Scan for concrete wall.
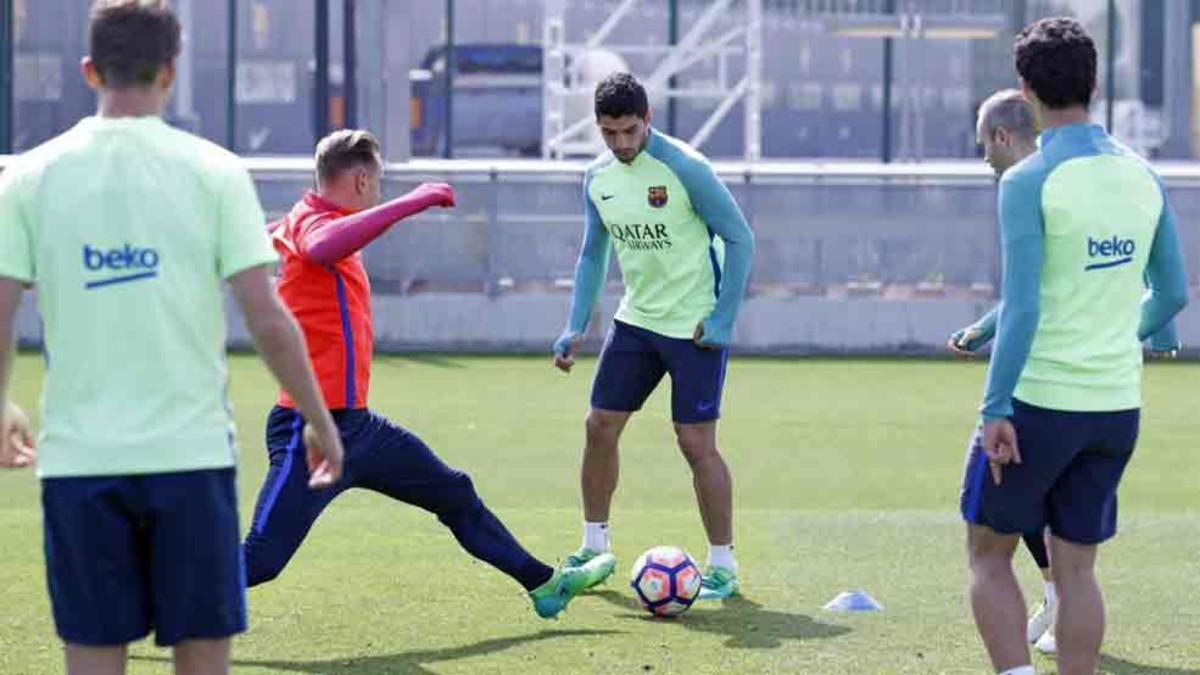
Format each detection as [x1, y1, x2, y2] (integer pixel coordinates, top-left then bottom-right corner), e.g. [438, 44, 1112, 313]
[10, 293, 980, 354]
[11, 158, 1200, 356]
[20, 290, 1200, 356]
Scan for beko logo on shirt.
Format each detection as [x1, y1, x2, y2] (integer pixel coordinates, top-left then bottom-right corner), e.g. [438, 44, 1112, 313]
[82, 244, 161, 289]
[1085, 236, 1135, 271]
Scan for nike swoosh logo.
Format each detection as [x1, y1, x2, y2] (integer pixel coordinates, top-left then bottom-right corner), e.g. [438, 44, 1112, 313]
[601, 194, 615, 201]
[698, 402, 716, 412]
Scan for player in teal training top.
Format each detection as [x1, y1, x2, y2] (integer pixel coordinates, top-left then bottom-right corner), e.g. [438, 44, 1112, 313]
[950, 88, 1180, 658]
[953, 87, 1062, 655]
[553, 72, 755, 599]
[961, 18, 1188, 675]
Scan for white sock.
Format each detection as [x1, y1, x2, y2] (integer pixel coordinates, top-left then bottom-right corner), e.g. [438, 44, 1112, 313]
[1043, 580, 1057, 607]
[707, 544, 736, 570]
[998, 666, 1035, 675]
[582, 521, 610, 552]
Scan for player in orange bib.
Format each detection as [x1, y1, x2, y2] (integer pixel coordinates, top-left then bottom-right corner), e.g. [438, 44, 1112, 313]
[243, 129, 615, 619]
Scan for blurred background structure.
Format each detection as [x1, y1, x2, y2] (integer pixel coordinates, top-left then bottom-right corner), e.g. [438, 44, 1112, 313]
[3, 0, 1200, 353]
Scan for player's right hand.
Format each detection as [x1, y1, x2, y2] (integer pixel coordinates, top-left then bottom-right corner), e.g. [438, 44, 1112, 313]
[414, 182, 457, 209]
[947, 326, 982, 357]
[981, 418, 1021, 486]
[303, 418, 345, 489]
[553, 330, 582, 373]
[0, 401, 36, 469]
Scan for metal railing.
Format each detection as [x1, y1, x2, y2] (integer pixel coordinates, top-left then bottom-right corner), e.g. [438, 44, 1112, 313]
[243, 158, 1200, 299]
[5, 156, 1200, 300]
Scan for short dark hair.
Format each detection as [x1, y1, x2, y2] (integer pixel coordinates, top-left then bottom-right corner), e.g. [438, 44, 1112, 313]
[315, 129, 382, 183]
[979, 89, 1038, 142]
[1014, 17, 1096, 109]
[594, 72, 649, 119]
[89, 0, 182, 89]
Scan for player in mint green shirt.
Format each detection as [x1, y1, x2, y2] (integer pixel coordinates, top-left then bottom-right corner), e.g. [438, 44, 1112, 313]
[0, 3, 341, 673]
[960, 19, 1188, 675]
[949, 88, 1182, 657]
[553, 73, 755, 600]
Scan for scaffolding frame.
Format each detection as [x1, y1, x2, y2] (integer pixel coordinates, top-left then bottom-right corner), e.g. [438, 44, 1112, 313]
[542, 0, 763, 160]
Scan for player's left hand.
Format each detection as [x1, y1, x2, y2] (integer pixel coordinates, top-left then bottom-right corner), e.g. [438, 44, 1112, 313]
[981, 418, 1020, 486]
[693, 320, 728, 350]
[0, 401, 37, 469]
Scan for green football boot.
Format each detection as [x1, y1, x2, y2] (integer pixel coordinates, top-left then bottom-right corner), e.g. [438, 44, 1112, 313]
[697, 565, 740, 601]
[529, 552, 617, 618]
[563, 547, 617, 589]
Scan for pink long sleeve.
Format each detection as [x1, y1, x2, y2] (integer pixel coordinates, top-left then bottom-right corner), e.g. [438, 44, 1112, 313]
[297, 183, 455, 265]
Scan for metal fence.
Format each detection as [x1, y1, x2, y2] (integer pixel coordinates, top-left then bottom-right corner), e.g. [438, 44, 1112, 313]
[5, 0, 1187, 161]
[226, 158, 1200, 353]
[236, 157, 1200, 300]
[7, 156, 1200, 352]
[247, 158, 1006, 298]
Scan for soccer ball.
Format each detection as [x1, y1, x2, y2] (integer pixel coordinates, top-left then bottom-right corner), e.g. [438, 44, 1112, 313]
[630, 546, 702, 617]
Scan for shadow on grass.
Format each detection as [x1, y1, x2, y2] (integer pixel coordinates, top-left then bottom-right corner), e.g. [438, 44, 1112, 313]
[1098, 654, 1200, 675]
[132, 628, 620, 675]
[376, 354, 468, 370]
[592, 589, 852, 649]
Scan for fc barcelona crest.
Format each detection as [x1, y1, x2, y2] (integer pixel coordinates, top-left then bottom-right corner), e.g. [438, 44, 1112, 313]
[648, 186, 669, 208]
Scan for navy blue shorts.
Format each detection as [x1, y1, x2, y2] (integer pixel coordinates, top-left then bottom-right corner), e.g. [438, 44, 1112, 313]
[41, 468, 245, 647]
[591, 320, 729, 424]
[243, 406, 480, 587]
[960, 399, 1139, 545]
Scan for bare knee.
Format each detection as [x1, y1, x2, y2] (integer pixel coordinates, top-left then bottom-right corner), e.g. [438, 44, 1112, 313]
[585, 410, 627, 448]
[1049, 535, 1097, 583]
[969, 552, 1013, 582]
[967, 525, 1018, 575]
[674, 423, 718, 467]
[173, 638, 231, 675]
[65, 644, 127, 675]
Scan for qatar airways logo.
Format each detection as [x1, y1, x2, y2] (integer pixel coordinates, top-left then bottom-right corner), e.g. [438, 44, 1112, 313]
[1085, 236, 1135, 272]
[82, 244, 161, 289]
[610, 223, 673, 251]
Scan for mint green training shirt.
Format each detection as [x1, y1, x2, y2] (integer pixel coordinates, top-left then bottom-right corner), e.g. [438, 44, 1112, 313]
[0, 116, 277, 477]
[563, 129, 755, 345]
[981, 124, 1189, 419]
